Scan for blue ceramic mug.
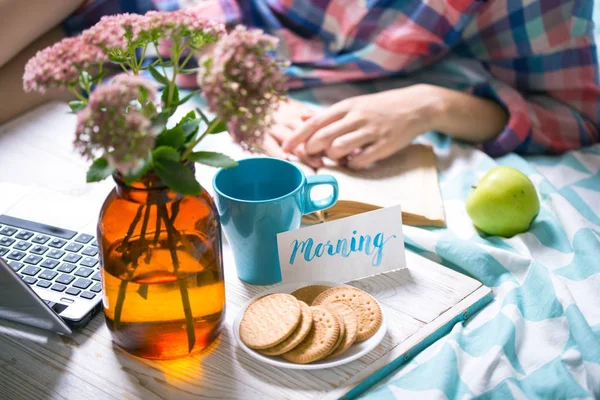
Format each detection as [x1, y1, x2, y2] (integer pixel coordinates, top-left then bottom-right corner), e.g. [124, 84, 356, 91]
[213, 157, 339, 285]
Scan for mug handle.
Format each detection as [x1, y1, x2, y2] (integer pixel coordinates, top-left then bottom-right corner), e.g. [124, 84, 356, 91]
[303, 175, 339, 214]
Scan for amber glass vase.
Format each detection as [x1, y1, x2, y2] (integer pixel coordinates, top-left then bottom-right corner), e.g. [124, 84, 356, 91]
[97, 169, 226, 359]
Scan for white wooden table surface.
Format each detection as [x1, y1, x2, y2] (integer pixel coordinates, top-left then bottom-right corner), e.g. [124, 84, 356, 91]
[0, 101, 489, 400]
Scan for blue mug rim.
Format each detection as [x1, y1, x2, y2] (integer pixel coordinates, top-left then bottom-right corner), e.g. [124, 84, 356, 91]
[212, 156, 307, 204]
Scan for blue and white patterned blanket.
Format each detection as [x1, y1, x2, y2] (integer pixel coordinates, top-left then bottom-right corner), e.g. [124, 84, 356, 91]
[359, 138, 600, 399]
[283, 10, 600, 398]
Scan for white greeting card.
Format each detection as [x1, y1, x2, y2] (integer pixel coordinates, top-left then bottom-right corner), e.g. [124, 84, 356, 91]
[276, 205, 407, 283]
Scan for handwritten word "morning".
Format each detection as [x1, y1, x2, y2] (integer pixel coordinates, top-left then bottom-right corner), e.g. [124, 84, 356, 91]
[289, 230, 397, 267]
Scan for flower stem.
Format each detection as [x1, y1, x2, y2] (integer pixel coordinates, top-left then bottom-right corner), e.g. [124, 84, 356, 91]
[152, 41, 167, 76]
[146, 205, 161, 264]
[117, 205, 144, 255]
[196, 108, 210, 126]
[181, 118, 220, 160]
[68, 86, 87, 102]
[128, 45, 139, 74]
[169, 199, 181, 225]
[112, 204, 144, 330]
[131, 205, 152, 268]
[158, 203, 195, 353]
[166, 40, 181, 108]
[137, 44, 148, 71]
[179, 50, 195, 71]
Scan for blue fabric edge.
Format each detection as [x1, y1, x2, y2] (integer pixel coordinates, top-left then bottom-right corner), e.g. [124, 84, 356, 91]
[340, 290, 495, 400]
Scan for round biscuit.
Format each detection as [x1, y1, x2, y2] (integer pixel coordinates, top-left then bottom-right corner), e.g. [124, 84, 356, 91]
[239, 293, 301, 350]
[322, 310, 345, 359]
[324, 303, 358, 358]
[282, 306, 340, 364]
[291, 285, 332, 305]
[260, 301, 313, 356]
[313, 286, 382, 342]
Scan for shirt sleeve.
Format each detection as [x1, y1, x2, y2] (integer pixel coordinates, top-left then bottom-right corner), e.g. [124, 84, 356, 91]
[152, 0, 240, 24]
[456, 0, 600, 156]
[156, 0, 600, 157]
[62, 0, 157, 36]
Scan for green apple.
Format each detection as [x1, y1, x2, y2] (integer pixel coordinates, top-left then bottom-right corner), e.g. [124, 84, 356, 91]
[466, 166, 540, 237]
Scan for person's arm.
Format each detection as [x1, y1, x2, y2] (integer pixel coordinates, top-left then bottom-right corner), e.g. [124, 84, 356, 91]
[0, 0, 84, 124]
[452, 0, 599, 156]
[0, 26, 73, 125]
[428, 86, 508, 144]
[279, 83, 509, 169]
[0, 0, 84, 67]
[284, 0, 599, 166]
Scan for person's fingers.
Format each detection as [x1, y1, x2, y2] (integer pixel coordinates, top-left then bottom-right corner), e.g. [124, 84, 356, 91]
[294, 144, 324, 169]
[326, 129, 377, 161]
[347, 139, 399, 169]
[280, 117, 304, 131]
[274, 103, 315, 130]
[269, 123, 294, 143]
[261, 133, 289, 159]
[282, 104, 348, 152]
[284, 105, 315, 131]
[268, 124, 324, 170]
[298, 105, 315, 122]
[304, 116, 367, 155]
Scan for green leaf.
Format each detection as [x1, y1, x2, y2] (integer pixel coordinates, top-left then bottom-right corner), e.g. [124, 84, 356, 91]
[79, 71, 91, 91]
[86, 158, 114, 183]
[148, 65, 170, 86]
[207, 119, 227, 134]
[182, 119, 202, 139]
[180, 68, 199, 74]
[152, 146, 180, 162]
[139, 86, 148, 104]
[140, 59, 160, 70]
[93, 69, 108, 83]
[123, 157, 152, 185]
[154, 159, 202, 195]
[195, 108, 210, 125]
[108, 55, 128, 63]
[176, 90, 200, 106]
[168, 110, 200, 143]
[187, 151, 237, 168]
[155, 126, 186, 149]
[68, 101, 86, 113]
[156, 107, 175, 122]
[161, 84, 179, 107]
[172, 85, 179, 104]
[177, 110, 196, 125]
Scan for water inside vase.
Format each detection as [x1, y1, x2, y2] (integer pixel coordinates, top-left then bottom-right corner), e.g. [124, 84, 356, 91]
[101, 232, 225, 359]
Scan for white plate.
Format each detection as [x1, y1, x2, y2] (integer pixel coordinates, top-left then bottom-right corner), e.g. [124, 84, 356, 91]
[232, 281, 387, 370]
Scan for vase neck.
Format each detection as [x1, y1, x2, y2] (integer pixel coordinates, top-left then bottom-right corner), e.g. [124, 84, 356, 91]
[112, 163, 197, 204]
[113, 172, 180, 204]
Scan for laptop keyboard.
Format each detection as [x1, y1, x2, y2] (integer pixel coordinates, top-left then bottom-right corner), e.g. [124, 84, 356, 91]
[0, 215, 101, 301]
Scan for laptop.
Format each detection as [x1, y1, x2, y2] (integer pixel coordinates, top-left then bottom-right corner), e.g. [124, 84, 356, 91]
[0, 214, 103, 335]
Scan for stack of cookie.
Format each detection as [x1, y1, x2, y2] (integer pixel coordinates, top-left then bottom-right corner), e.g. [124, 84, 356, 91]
[238, 285, 382, 364]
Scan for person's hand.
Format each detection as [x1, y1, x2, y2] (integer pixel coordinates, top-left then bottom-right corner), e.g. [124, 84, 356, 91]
[261, 98, 324, 168]
[282, 84, 442, 169]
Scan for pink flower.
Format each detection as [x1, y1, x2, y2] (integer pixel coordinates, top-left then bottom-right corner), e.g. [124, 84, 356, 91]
[197, 26, 288, 151]
[22, 36, 106, 93]
[74, 74, 158, 175]
[80, 10, 224, 66]
[81, 13, 150, 53]
[111, 73, 157, 105]
[144, 9, 225, 45]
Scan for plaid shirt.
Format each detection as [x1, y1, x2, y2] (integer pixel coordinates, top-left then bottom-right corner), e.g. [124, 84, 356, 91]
[65, 0, 600, 157]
